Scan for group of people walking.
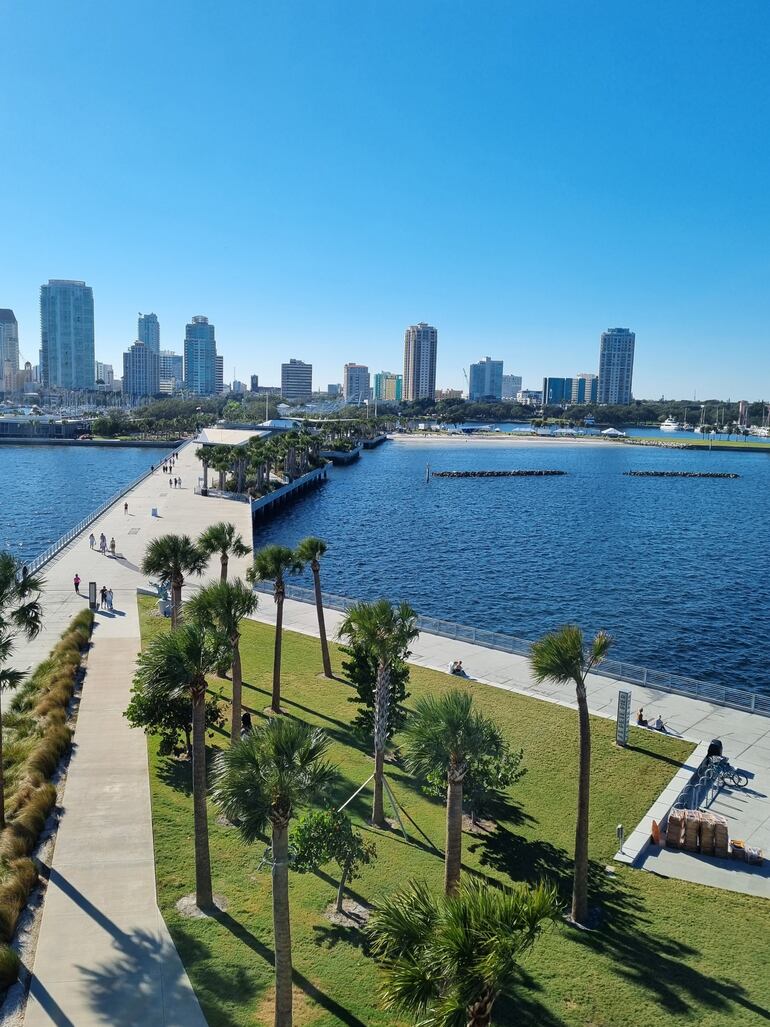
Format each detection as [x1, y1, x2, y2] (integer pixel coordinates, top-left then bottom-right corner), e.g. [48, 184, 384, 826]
[161, 454, 182, 488]
[88, 531, 117, 558]
[72, 575, 114, 612]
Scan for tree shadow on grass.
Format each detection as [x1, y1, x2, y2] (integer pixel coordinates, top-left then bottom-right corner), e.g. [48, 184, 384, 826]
[624, 742, 692, 769]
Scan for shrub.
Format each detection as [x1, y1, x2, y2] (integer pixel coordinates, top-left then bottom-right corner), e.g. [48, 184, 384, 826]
[0, 944, 20, 990]
[0, 858, 38, 941]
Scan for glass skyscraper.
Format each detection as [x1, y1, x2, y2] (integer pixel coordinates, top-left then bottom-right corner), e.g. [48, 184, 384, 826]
[40, 280, 95, 390]
[183, 315, 218, 395]
[137, 313, 160, 354]
[598, 328, 635, 405]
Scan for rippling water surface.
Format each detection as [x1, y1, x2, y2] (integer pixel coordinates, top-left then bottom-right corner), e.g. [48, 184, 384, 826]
[0, 444, 171, 563]
[255, 439, 770, 692]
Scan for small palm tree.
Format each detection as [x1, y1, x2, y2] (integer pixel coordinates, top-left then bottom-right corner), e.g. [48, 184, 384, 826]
[211, 719, 336, 1027]
[134, 622, 220, 908]
[367, 876, 560, 1027]
[0, 554, 44, 828]
[247, 545, 300, 714]
[186, 579, 258, 741]
[197, 521, 251, 583]
[530, 624, 612, 925]
[337, 599, 418, 828]
[294, 537, 332, 678]
[403, 690, 503, 895]
[142, 534, 207, 628]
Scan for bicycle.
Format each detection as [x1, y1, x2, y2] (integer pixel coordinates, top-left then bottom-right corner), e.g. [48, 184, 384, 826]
[709, 757, 748, 789]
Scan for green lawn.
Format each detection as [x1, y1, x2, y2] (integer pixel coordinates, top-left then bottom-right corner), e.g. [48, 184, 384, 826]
[137, 599, 770, 1026]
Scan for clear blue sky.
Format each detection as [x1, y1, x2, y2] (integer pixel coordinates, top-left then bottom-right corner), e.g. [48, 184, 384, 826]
[2, 1, 769, 399]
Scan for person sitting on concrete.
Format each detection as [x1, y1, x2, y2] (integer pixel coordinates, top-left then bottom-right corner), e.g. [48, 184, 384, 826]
[653, 714, 667, 732]
[636, 707, 648, 727]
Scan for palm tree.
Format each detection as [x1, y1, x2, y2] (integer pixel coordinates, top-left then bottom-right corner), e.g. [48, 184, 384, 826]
[0, 554, 44, 828]
[403, 689, 502, 895]
[247, 545, 300, 714]
[211, 719, 336, 1027]
[185, 579, 258, 741]
[294, 537, 332, 678]
[134, 621, 220, 908]
[337, 599, 418, 828]
[367, 876, 560, 1027]
[530, 624, 612, 925]
[142, 534, 207, 628]
[197, 521, 251, 582]
[194, 446, 210, 492]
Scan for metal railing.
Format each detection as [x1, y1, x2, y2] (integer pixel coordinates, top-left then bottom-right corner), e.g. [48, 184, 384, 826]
[24, 458, 171, 576]
[251, 582, 770, 717]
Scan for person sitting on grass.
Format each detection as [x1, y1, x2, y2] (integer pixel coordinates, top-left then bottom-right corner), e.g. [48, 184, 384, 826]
[636, 707, 648, 727]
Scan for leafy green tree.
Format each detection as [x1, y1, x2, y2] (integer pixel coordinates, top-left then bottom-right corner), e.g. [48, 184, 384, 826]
[211, 719, 336, 1027]
[337, 599, 418, 828]
[247, 545, 301, 714]
[339, 641, 411, 738]
[133, 622, 220, 908]
[530, 624, 612, 926]
[185, 579, 258, 741]
[403, 690, 507, 894]
[141, 534, 207, 628]
[0, 554, 44, 828]
[197, 521, 251, 583]
[124, 677, 225, 756]
[366, 876, 560, 1027]
[422, 737, 525, 827]
[294, 537, 332, 677]
[292, 808, 376, 913]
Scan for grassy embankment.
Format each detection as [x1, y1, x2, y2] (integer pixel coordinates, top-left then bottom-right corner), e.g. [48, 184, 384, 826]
[139, 598, 770, 1027]
[0, 610, 94, 992]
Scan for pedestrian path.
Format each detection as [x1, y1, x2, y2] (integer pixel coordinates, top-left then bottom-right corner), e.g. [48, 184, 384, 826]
[21, 442, 253, 1026]
[249, 595, 770, 898]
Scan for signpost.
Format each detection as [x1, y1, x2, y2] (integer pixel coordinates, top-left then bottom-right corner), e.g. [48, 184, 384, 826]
[616, 688, 632, 746]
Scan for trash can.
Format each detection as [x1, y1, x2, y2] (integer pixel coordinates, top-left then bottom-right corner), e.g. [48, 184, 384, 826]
[707, 739, 723, 759]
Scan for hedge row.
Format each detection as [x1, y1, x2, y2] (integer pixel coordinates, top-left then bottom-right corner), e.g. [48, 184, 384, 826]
[0, 609, 94, 991]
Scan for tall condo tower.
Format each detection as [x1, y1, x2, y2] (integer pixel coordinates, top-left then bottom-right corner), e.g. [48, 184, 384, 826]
[40, 280, 95, 389]
[598, 328, 635, 405]
[281, 359, 313, 401]
[0, 310, 19, 393]
[183, 315, 218, 395]
[123, 341, 160, 398]
[343, 363, 370, 403]
[137, 312, 160, 354]
[403, 322, 437, 401]
[469, 357, 503, 401]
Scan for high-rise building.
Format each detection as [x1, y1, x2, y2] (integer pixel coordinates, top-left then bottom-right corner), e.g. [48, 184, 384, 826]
[137, 313, 160, 354]
[373, 371, 403, 403]
[123, 340, 160, 398]
[542, 377, 573, 406]
[327, 383, 342, 396]
[250, 374, 259, 392]
[40, 280, 95, 390]
[95, 362, 115, 389]
[159, 350, 184, 394]
[343, 363, 370, 403]
[215, 355, 224, 394]
[403, 322, 437, 401]
[469, 357, 503, 401]
[281, 359, 312, 401]
[183, 315, 218, 395]
[501, 373, 522, 400]
[571, 372, 599, 404]
[0, 310, 19, 392]
[598, 328, 635, 405]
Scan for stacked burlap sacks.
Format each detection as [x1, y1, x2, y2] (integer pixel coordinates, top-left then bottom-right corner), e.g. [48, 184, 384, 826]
[683, 810, 701, 852]
[665, 809, 728, 856]
[666, 809, 684, 848]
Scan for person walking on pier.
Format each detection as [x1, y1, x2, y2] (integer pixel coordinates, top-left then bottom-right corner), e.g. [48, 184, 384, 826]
[99, 533, 107, 556]
[89, 532, 95, 549]
[110, 537, 116, 558]
[124, 501, 129, 515]
[106, 587, 114, 612]
[100, 585, 107, 609]
[73, 573, 81, 595]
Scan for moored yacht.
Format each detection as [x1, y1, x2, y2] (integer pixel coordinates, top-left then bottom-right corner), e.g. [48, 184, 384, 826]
[659, 416, 681, 431]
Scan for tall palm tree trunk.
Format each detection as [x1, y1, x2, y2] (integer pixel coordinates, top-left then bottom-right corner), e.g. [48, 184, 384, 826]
[272, 591, 284, 714]
[467, 987, 496, 1026]
[191, 686, 213, 909]
[220, 553, 228, 583]
[230, 637, 242, 742]
[572, 684, 591, 924]
[445, 771, 464, 895]
[372, 661, 390, 828]
[202, 460, 209, 491]
[311, 563, 332, 677]
[271, 819, 293, 1027]
[171, 575, 183, 629]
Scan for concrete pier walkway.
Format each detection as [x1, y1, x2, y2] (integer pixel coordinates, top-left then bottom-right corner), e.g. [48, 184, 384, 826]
[20, 442, 253, 1026]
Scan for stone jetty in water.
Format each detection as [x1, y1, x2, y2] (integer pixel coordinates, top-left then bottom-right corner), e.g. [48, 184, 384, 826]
[624, 470, 739, 479]
[432, 469, 567, 478]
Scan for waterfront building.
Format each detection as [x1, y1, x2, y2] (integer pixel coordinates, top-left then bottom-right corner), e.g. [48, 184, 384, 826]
[542, 377, 573, 406]
[501, 373, 522, 400]
[123, 340, 160, 398]
[281, 358, 313, 401]
[137, 312, 160, 354]
[183, 315, 218, 395]
[343, 363, 371, 403]
[40, 280, 95, 390]
[469, 357, 503, 401]
[517, 389, 542, 406]
[159, 350, 183, 394]
[216, 355, 224, 394]
[598, 327, 635, 405]
[0, 310, 19, 393]
[571, 372, 599, 404]
[403, 322, 437, 401]
[327, 383, 341, 396]
[374, 371, 402, 403]
[94, 361, 115, 389]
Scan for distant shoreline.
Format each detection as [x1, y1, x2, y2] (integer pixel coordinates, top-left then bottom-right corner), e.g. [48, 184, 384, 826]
[388, 432, 611, 446]
[0, 437, 178, 448]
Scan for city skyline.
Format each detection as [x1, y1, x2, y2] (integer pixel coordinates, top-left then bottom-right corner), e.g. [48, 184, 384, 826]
[2, 4, 768, 399]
